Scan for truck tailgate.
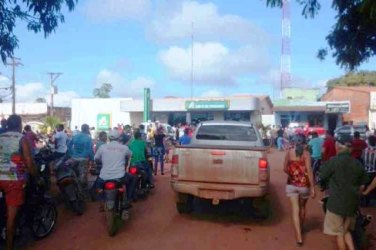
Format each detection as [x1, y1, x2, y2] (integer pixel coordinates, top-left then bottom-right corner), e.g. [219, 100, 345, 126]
[177, 148, 262, 185]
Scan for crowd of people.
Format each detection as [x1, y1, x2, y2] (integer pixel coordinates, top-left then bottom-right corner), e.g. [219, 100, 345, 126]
[283, 129, 376, 249]
[0, 115, 196, 249]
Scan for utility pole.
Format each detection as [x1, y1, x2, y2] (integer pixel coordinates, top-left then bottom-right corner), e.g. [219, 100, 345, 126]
[47, 72, 62, 116]
[6, 57, 23, 114]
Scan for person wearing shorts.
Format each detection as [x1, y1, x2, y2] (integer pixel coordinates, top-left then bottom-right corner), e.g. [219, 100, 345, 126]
[320, 140, 368, 250]
[0, 115, 36, 250]
[283, 134, 315, 247]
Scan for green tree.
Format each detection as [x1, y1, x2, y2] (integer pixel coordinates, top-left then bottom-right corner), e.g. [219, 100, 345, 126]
[0, 0, 78, 63]
[266, 0, 376, 71]
[39, 116, 61, 134]
[35, 97, 47, 103]
[326, 70, 376, 88]
[93, 83, 112, 98]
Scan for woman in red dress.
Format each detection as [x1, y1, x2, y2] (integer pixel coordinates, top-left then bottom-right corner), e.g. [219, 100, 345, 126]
[283, 134, 315, 246]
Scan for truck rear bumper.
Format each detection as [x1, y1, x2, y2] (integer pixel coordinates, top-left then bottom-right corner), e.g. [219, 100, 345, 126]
[171, 180, 268, 200]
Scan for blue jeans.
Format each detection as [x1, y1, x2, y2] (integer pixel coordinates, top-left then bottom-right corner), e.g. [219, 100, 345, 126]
[153, 146, 165, 174]
[277, 137, 283, 150]
[94, 173, 136, 202]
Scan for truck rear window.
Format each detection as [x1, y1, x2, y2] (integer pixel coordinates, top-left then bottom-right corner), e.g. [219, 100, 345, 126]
[196, 125, 258, 141]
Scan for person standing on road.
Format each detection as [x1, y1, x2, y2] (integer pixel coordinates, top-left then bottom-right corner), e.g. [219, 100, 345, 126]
[23, 125, 38, 156]
[277, 126, 285, 150]
[52, 124, 68, 159]
[361, 135, 376, 206]
[320, 139, 368, 250]
[351, 131, 367, 164]
[322, 130, 336, 162]
[0, 114, 37, 250]
[0, 118, 7, 134]
[283, 134, 315, 246]
[179, 128, 191, 145]
[307, 132, 323, 184]
[153, 126, 166, 175]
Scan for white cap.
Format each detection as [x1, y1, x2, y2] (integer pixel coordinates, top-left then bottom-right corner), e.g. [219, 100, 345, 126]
[108, 130, 120, 140]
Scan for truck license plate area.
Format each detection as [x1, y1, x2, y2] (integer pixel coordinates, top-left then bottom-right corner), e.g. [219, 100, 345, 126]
[212, 159, 223, 164]
[198, 189, 233, 199]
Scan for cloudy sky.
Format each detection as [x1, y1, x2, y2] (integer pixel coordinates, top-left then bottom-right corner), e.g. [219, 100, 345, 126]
[0, 0, 375, 107]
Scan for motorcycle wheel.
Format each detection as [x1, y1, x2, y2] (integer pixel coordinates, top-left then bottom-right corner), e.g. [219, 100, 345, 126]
[71, 200, 85, 216]
[30, 203, 58, 239]
[105, 208, 118, 236]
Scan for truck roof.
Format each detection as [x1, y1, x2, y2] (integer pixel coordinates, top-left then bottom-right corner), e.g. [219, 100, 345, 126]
[199, 121, 254, 127]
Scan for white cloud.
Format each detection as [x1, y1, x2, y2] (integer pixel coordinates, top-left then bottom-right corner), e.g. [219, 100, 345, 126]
[159, 42, 270, 85]
[150, 1, 269, 43]
[95, 69, 155, 98]
[84, 0, 152, 22]
[200, 89, 223, 98]
[14, 82, 79, 107]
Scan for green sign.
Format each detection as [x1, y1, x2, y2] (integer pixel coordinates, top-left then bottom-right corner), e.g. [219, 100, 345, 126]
[97, 114, 111, 130]
[185, 100, 230, 110]
[143, 88, 151, 122]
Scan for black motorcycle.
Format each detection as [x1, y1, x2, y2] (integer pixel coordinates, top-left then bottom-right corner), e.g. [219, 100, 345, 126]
[33, 143, 55, 191]
[54, 156, 86, 215]
[0, 176, 57, 245]
[98, 179, 130, 236]
[129, 162, 152, 200]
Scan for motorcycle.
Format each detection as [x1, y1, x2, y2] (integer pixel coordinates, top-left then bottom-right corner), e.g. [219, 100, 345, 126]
[129, 162, 152, 200]
[321, 197, 372, 250]
[33, 142, 55, 191]
[54, 156, 86, 215]
[98, 179, 130, 236]
[0, 164, 57, 244]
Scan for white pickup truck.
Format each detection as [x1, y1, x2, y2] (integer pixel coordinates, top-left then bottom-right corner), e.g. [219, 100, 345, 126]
[170, 121, 269, 214]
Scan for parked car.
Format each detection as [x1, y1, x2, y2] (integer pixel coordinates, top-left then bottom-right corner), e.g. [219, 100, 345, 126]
[334, 125, 368, 141]
[170, 121, 269, 218]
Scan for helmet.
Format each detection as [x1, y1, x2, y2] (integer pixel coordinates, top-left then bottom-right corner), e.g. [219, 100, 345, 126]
[108, 130, 120, 140]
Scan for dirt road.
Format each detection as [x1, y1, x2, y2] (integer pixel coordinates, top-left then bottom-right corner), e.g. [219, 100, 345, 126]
[26, 150, 376, 250]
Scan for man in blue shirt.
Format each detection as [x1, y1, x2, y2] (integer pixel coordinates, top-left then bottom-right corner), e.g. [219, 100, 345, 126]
[308, 132, 324, 184]
[68, 124, 94, 188]
[179, 128, 191, 145]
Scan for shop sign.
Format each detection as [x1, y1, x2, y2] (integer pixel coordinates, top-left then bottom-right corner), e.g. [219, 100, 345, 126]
[370, 92, 376, 110]
[97, 113, 111, 130]
[325, 102, 350, 114]
[185, 100, 229, 110]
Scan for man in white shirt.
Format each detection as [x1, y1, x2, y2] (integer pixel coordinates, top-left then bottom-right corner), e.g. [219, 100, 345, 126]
[94, 130, 136, 205]
[53, 124, 68, 158]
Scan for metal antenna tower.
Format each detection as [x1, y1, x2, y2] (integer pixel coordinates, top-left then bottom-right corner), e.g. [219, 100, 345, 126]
[281, 0, 291, 97]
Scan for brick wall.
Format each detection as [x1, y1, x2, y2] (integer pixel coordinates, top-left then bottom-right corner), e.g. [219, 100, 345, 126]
[321, 88, 370, 124]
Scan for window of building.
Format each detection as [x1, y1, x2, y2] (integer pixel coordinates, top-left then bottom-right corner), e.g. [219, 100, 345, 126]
[224, 111, 250, 121]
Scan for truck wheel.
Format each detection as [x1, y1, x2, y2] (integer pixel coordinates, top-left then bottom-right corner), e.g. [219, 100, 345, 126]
[176, 193, 193, 214]
[250, 197, 271, 221]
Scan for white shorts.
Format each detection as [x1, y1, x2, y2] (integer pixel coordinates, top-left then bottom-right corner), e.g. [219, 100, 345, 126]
[286, 185, 310, 199]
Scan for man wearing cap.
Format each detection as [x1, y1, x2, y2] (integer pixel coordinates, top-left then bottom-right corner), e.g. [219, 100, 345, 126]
[94, 129, 136, 206]
[320, 140, 368, 250]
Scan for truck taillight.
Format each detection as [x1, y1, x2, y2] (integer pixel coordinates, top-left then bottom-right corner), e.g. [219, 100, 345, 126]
[171, 155, 179, 178]
[258, 158, 269, 182]
[258, 158, 268, 169]
[171, 155, 179, 165]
